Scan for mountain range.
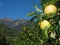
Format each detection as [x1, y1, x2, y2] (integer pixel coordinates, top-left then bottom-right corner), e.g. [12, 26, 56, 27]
[0, 18, 34, 32]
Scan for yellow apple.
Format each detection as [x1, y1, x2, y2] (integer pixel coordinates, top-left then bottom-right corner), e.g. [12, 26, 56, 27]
[40, 20, 51, 30]
[44, 5, 57, 18]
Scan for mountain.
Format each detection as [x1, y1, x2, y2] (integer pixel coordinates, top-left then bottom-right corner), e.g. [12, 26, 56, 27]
[0, 23, 15, 36]
[0, 18, 34, 31]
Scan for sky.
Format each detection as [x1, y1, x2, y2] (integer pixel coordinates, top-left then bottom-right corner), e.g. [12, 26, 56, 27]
[0, 0, 40, 20]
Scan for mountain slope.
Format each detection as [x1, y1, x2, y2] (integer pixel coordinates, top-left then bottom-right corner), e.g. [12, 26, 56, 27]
[0, 18, 34, 31]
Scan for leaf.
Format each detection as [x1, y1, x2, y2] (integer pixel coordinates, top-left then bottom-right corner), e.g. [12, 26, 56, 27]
[40, 39, 43, 45]
[30, 16, 37, 22]
[33, 3, 43, 12]
[50, 31, 56, 39]
[40, 0, 46, 3]
[50, 0, 59, 4]
[59, 21, 60, 26]
[27, 12, 36, 17]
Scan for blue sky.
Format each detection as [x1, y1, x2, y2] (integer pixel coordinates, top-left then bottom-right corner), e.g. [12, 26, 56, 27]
[0, 0, 40, 20]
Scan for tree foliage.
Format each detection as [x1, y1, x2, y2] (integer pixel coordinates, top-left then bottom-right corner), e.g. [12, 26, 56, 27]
[0, 0, 60, 45]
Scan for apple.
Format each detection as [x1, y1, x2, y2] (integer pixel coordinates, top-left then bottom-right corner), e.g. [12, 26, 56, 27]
[40, 20, 51, 30]
[44, 5, 57, 18]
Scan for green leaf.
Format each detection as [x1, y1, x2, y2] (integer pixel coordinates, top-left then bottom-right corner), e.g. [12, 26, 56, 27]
[44, 30, 48, 38]
[34, 4, 43, 12]
[30, 16, 37, 22]
[50, 31, 56, 39]
[40, 0, 46, 3]
[27, 12, 36, 17]
[40, 39, 43, 45]
[50, 0, 59, 4]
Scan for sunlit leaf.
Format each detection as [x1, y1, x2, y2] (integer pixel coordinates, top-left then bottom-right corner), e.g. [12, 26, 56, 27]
[27, 12, 36, 17]
[34, 4, 43, 12]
